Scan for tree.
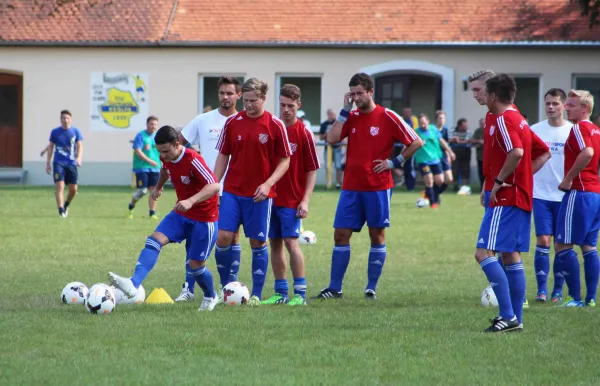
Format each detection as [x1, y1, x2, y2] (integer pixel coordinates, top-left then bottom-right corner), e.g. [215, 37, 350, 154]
[574, 0, 600, 28]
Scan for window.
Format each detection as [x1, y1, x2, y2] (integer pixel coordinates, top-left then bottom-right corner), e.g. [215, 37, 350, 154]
[276, 75, 322, 128]
[198, 75, 245, 114]
[573, 75, 600, 118]
[512, 76, 540, 124]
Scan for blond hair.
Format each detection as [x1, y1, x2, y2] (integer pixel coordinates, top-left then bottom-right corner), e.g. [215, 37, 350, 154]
[468, 69, 496, 83]
[568, 89, 595, 114]
[242, 78, 268, 98]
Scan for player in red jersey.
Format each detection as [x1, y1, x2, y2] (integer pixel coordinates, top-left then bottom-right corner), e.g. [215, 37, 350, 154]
[214, 78, 291, 305]
[474, 74, 551, 332]
[555, 90, 600, 307]
[260, 84, 319, 306]
[312, 73, 423, 300]
[109, 126, 221, 311]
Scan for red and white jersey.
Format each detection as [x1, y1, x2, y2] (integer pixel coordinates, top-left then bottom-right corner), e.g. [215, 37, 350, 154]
[274, 121, 320, 209]
[564, 120, 600, 193]
[340, 105, 419, 191]
[161, 148, 219, 222]
[487, 108, 549, 211]
[216, 110, 291, 198]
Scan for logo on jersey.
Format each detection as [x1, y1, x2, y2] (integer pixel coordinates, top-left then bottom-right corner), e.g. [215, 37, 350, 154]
[370, 126, 380, 136]
[519, 120, 527, 129]
[236, 116, 243, 120]
[181, 176, 190, 185]
[259, 133, 269, 144]
[351, 128, 356, 134]
[489, 125, 495, 135]
[238, 135, 242, 141]
[592, 129, 600, 136]
[289, 143, 298, 154]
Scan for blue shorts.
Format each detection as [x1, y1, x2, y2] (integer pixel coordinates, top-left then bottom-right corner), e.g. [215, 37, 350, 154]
[53, 163, 78, 185]
[417, 162, 443, 176]
[135, 171, 159, 189]
[220, 191, 272, 241]
[333, 189, 392, 231]
[440, 154, 451, 172]
[556, 190, 600, 246]
[476, 206, 531, 252]
[155, 211, 217, 262]
[533, 198, 561, 237]
[269, 206, 301, 239]
[483, 190, 491, 209]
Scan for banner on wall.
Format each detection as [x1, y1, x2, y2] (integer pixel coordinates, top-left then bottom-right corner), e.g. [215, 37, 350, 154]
[89, 72, 149, 131]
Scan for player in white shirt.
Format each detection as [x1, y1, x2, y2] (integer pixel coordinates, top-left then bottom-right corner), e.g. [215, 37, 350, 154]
[530, 88, 571, 304]
[176, 76, 242, 302]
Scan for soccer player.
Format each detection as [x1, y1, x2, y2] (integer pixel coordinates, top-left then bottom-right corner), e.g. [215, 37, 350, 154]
[475, 74, 550, 332]
[261, 84, 319, 306]
[128, 116, 161, 220]
[312, 73, 423, 300]
[414, 114, 455, 208]
[109, 125, 221, 311]
[214, 78, 291, 305]
[175, 76, 243, 302]
[435, 110, 454, 187]
[555, 90, 600, 308]
[530, 88, 572, 303]
[45, 110, 83, 218]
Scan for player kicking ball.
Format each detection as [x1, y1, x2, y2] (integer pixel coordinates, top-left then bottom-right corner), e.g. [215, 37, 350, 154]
[109, 126, 221, 311]
[261, 84, 319, 306]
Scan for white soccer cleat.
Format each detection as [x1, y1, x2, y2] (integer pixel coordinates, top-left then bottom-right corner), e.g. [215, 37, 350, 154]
[175, 282, 196, 302]
[247, 295, 261, 306]
[108, 272, 137, 298]
[216, 287, 224, 304]
[198, 296, 218, 311]
[64, 208, 69, 218]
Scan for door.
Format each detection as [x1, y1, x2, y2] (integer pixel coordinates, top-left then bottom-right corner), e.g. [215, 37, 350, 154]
[375, 75, 410, 113]
[0, 73, 23, 167]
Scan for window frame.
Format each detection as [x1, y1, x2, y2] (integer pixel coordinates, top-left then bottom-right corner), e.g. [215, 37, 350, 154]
[197, 73, 247, 114]
[275, 73, 324, 131]
[510, 74, 543, 124]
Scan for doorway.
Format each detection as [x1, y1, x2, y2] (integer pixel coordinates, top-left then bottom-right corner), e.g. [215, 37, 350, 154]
[0, 73, 23, 167]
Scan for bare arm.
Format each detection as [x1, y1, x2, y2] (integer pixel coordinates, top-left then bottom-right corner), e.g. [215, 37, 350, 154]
[155, 168, 170, 191]
[326, 120, 344, 145]
[187, 183, 221, 205]
[302, 170, 317, 204]
[532, 151, 552, 174]
[439, 138, 454, 155]
[76, 141, 83, 162]
[564, 148, 594, 183]
[214, 153, 229, 182]
[178, 132, 189, 146]
[134, 148, 155, 164]
[45, 143, 54, 174]
[400, 138, 424, 160]
[496, 148, 524, 181]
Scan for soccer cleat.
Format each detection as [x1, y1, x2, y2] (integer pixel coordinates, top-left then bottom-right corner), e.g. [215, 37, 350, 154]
[216, 287, 224, 304]
[551, 293, 563, 304]
[518, 323, 524, 332]
[430, 203, 439, 209]
[364, 289, 377, 300]
[127, 210, 134, 219]
[261, 293, 288, 305]
[535, 292, 547, 303]
[311, 288, 343, 300]
[64, 208, 69, 218]
[175, 282, 195, 302]
[523, 299, 530, 309]
[484, 316, 520, 333]
[198, 296, 218, 311]
[558, 297, 585, 307]
[287, 294, 307, 306]
[150, 214, 159, 220]
[60, 213, 67, 218]
[247, 295, 261, 306]
[587, 299, 596, 307]
[108, 272, 137, 298]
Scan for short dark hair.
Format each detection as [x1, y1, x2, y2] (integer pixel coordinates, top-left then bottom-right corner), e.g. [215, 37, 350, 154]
[544, 88, 567, 102]
[457, 118, 468, 127]
[349, 73, 374, 92]
[154, 125, 179, 145]
[218, 76, 242, 92]
[146, 115, 158, 124]
[486, 74, 517, 104]
[60, 110, 71, 117]
[280, 84, 301, 101]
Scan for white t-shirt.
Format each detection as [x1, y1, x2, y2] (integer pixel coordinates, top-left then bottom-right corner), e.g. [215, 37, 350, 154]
[530, 119, 572, 202]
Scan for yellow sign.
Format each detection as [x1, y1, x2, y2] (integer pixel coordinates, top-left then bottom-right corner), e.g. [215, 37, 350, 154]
[99, 88, 139, 129]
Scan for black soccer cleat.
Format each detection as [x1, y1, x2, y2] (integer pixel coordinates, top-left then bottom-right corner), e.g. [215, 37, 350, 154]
[364, 289, 377, 300]
[484, 316, 520, 333]
[311, 288, 343, 300]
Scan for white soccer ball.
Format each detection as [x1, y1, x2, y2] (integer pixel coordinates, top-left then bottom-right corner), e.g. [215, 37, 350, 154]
[222, 281, 250, 306]
[85, 284, 116, 315]
[299, 230, 317, 245]
[481, 286, 499, 307]
[416, 198, 430, 208]
[61, 282, 88, 305]
[113, 285, 146, 305]
[458, 185, 472, 196]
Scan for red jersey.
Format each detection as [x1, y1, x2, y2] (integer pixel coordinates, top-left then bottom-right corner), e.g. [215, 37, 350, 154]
[274, 121, 320, 208]
[487, 108, 549, 211]
[564, 120, 600, 193]
[162, 148, 219, 222]
[216, 110, 291, 198]
[340, 105, 419, 191]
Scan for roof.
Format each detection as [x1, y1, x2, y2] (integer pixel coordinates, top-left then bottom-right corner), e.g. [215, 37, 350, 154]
[1, 0, 599, 47]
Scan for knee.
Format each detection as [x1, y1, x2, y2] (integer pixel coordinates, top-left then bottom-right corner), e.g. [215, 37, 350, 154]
[133, 187, 148, 200]
[334, 229, 351, 245]
[284, 238, 299, 252]
[474, 249, 488, 263]
[69, 184, 78, 193]
[232, 231, 240, 245]
[217, 231, 233, 247]
[149, 232, 169, 246]
[368, 229, 385, 245]
[189, 259, 206, 269]
[249, 239, 266, 249]
[582, 245, 597, 254]
[536, 236, 551, 248]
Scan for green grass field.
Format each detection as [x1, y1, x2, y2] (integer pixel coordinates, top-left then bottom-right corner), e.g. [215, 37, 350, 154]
[1, 186, 599, 385]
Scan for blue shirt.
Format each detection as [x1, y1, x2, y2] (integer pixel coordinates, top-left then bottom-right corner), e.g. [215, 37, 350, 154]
[50, 127, 83, 165]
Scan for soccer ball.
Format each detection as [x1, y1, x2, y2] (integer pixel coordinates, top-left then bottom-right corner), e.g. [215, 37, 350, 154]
[299, 230, 317, 245]
[222, 282, 250, 306]
[85, 284, 116, 315]
[458, 185, 472, 196]
[416, 198, 430, 208]
[61, 282, 88, 305]
[113, 285, 146, 305]
[480, 286, 499, 307]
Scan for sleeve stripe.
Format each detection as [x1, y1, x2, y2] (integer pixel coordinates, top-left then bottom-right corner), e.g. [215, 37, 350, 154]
[497, 116, 513, 152]
[573, 124, 586, 150]
[384, 109, 419, 141]
[192, 158, 216, 184]
[272, 116, 291, 156]
[216, 116, 233, 151]
[303, 127, 320, 169]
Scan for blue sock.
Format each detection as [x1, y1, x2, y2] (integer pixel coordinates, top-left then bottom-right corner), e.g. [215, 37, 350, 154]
[293, 277, 307, 299]
[251, 246, 268, 299]
[534, 245, 550, 295]
[228, 244, 242, 282]
[583, 249, 600, 304]
[58, 207, 65, 215]
[128, 203, 135, 210]
[425, 186, 434, 203]
[480, 257, 514, 320]
[553, 252, 565, 296]
[329, 245, 351, 292]
[560, 249, 581, 301]
[131, 237, 162, 288]
[185, 260, 195, 294]
[188, 265, 216, 298]
[505, 262, 526, 324]
[274, 279, 289, 298]
[214, 245, 232, 288]
[367, 244, 386, 292]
